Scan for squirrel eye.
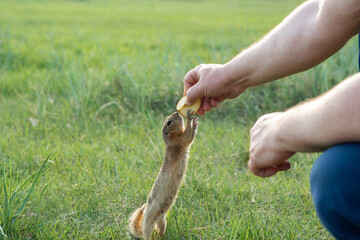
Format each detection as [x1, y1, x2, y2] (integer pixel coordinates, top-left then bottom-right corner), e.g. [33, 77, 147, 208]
[167, 121, 172, 126]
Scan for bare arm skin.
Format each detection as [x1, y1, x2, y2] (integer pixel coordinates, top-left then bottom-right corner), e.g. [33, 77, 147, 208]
[184, 0, 360, 114]
[248, 73, 360, 177]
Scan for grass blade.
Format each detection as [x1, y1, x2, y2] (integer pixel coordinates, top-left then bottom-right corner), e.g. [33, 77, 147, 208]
[0, 205, 4, 217]
[0, 225, 7, 238]
[21, 220, 53, 231]
[12, 153, 53, 223]
[3, 167, 8, 221]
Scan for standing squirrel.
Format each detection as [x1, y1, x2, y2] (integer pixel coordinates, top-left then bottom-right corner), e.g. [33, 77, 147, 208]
[129, 110, 199, 240]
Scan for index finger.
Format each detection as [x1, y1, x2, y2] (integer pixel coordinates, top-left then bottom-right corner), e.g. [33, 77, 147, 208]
[248, 158, 279, 178]
[183, 68, 200, 95]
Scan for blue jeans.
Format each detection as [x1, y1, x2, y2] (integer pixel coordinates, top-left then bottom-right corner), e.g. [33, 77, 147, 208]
[310, 143, 360, 239]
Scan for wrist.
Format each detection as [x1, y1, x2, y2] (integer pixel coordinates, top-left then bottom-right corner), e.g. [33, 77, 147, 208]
[276, 104, 325, 153]
[222, 60, 250, 94]
[274, 111, 297, 152]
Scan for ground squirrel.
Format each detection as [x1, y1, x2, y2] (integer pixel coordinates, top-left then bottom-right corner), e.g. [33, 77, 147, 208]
[129, 110, 199, 240]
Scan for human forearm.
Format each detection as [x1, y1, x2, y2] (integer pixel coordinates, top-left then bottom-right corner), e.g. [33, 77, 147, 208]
[248, 73, 360, 177]
[224, 0, 360, 88]
[277, 73, 360, 153]
[183, 0, 360, 114]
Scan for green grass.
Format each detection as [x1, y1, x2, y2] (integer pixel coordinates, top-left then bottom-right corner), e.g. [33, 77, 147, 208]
[1, 0, 357, 238]
[1, 154, 52, 238]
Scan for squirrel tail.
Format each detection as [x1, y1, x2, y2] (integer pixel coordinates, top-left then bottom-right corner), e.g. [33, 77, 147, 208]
[129, 204, 146, 237]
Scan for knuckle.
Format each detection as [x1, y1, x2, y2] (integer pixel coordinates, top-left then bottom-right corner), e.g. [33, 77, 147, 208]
[249, 145, 265, 163]
[197, 64, 206, 71]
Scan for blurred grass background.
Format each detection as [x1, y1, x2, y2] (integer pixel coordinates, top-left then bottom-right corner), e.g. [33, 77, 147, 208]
[1, 0, 356, 238]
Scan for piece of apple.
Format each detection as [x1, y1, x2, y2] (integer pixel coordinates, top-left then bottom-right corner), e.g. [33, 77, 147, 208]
[176, 96, 201, 117]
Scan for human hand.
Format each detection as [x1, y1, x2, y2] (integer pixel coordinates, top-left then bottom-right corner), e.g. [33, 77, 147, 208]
[248, 112, 294, 178]
[184, 64, 246, 115]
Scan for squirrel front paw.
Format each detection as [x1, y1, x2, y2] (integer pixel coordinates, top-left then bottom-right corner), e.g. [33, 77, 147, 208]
[186, 109, 195, 119]
[192, 117, 199, 130]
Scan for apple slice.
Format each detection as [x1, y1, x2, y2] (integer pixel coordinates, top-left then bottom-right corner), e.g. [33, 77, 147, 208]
[176, 96, 201, 117]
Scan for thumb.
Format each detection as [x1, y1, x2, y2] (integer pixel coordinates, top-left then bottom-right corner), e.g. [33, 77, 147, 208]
[185, 84, 202, 105]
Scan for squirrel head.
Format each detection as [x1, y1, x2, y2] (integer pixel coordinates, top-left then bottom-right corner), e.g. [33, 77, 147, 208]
[162, 112, 184, 143]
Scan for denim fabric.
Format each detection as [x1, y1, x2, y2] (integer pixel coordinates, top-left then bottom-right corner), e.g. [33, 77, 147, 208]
[310, 143, 360, 240]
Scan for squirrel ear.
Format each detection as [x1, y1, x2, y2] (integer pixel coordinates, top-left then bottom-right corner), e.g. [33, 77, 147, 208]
[163, 131, 168, 136]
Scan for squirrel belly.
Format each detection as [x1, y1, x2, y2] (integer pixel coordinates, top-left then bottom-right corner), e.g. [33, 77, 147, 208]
[128, 111, 199, 240]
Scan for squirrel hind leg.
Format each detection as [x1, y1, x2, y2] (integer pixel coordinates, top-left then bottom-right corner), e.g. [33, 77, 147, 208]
[142, 220, 155, 240]
[156, 216, 167, 237]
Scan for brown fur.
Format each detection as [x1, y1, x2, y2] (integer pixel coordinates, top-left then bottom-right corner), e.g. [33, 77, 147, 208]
[129, 204, 146, 237]
[129, 111, 199, 240]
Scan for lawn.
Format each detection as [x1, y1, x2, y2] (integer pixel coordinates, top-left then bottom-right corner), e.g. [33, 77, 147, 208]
[1, 0, 357, 239]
